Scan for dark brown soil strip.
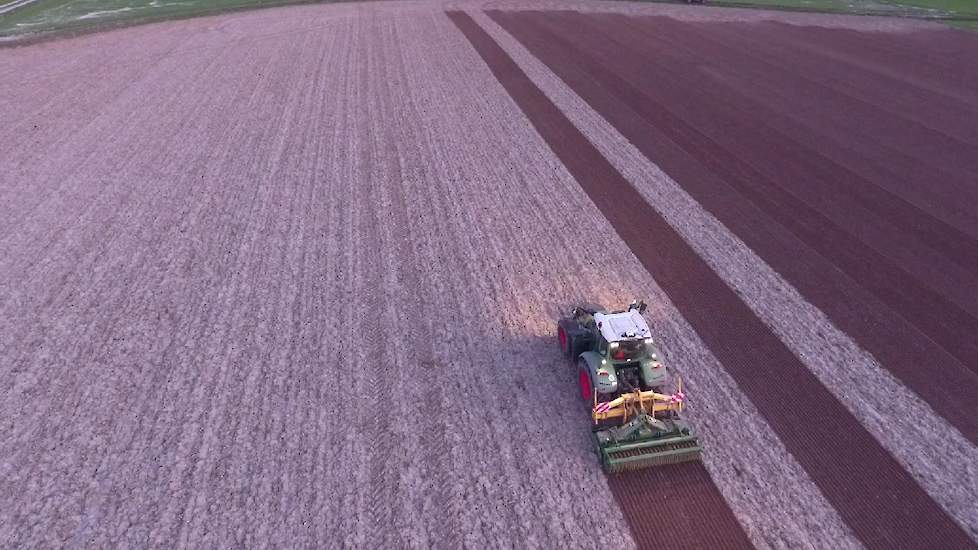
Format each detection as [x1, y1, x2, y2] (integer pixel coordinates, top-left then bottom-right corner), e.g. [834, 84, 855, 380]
[617, 13, 978, 306]
[660, 20, 978, 311]
[479, 10, 974, 549]
[446, 11, 754, 550]
[488, 10, 978, 443]
[606, 462, 752, 549]
[700, 23, 978, 152]
[517, 10, 978, 371]
[690, 20, 978, 231]
[767, 24, 978, 107]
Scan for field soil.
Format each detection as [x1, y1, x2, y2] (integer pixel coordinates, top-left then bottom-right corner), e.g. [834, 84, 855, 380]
[1, 1, 976, 549]
[485, 8, 977, 548]
[1, 6, 640, 547]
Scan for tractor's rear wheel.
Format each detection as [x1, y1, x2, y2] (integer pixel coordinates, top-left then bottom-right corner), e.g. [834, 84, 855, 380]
[558, 319, 582, 359]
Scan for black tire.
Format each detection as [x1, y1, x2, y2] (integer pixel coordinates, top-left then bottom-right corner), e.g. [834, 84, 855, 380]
[557, 319, 581, 359]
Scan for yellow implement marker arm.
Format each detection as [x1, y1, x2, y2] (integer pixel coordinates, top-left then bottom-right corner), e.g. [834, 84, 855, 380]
[592, 378, 686, 423]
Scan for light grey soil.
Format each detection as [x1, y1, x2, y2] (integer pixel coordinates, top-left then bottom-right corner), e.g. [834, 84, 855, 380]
[2, 1, 973, 548]
[0, 7, 639, 548]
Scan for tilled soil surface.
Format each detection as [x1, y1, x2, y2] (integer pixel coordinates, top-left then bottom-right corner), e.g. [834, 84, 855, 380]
[2, 1, 976, 549]
[1, 7, 637, 548]
[483, 7, 977, 549]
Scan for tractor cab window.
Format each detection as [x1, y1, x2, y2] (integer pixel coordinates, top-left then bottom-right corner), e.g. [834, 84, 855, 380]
[609, 339, 651, 361]
[597, 337, 608, 355]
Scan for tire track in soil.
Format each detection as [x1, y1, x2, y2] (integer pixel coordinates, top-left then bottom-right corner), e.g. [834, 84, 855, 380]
[320, 17, 375, 546]
[485, 10, 978, 444]
[448, 11, 754, 550]
[474, 10, 974, 549]
[498, 10, 978, 535]
[315, 16, 369, 547]
[356, 27, 399, 550]
[4, 5, 548, 546]
[381, 13, 588, 548]
[385, 10, 639, 548]
[330, 16, 421, 547]
[423, 18, 614, 550]
[377, 15, 487, 549]
[356, 15, 463, 548]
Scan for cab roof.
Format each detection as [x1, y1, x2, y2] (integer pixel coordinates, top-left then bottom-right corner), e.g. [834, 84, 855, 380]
[593, 310, 651, 343]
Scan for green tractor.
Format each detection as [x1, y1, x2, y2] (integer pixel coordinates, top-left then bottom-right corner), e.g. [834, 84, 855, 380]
[557, 300, 702, 473]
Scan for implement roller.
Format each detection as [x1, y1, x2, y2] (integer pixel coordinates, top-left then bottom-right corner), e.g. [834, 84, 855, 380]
[591, 381, 701, 472]
[557, 300, 702, 472]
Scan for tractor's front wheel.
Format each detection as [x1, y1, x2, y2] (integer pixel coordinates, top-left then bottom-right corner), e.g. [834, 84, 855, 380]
[577, 359, 593, 402]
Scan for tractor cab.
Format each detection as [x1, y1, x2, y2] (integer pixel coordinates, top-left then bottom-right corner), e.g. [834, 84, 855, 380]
[593, 310, 652, 359]
[593, 307, 666, 391]
[560, 300, 668, 392]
